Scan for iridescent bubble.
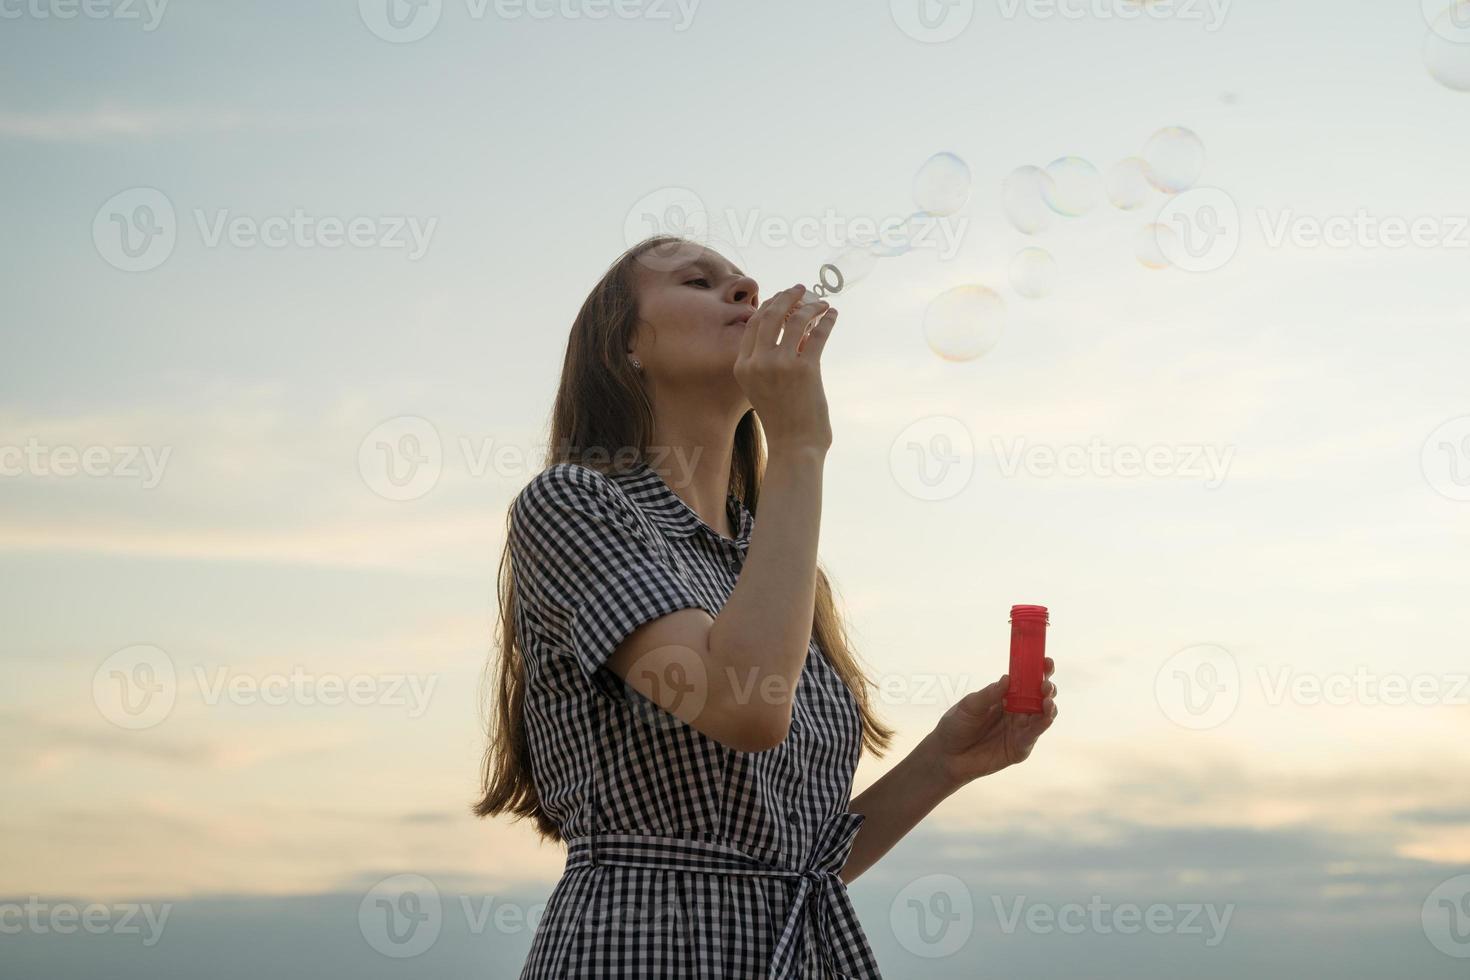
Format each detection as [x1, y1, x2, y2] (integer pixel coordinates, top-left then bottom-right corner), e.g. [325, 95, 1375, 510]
[1425, 6, 1470, 91]
[1141, 127, 1206, 194]
[1001, 166, 1056, 235]
[1135, 223, 1180, 270]
[1105, 157, 1153, 210]
[1041, 156, 1102, 217]
[827, 243, 877, 285]
[1009, 247, 1057, 299]
[923, 285, 1007, 362]
[913, 152, 972, 217]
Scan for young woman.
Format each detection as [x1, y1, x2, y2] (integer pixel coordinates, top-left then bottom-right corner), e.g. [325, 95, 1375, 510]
[475, 235, 1060, 978]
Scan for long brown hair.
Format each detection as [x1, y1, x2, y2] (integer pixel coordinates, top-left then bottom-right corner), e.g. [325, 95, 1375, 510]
[472, 235, 895, 842]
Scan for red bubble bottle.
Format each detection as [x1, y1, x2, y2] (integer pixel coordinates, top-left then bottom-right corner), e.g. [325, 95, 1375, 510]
[1003, 604, 1049, 714]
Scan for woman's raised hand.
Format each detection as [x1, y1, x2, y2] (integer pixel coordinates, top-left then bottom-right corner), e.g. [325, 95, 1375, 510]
[733, 283, 840, 455]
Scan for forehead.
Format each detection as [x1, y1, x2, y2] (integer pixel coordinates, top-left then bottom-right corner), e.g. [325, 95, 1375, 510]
[643, 247, 744, 283]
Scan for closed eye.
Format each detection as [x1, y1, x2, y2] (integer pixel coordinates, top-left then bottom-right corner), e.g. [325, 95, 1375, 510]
[685, 277, 711, 288]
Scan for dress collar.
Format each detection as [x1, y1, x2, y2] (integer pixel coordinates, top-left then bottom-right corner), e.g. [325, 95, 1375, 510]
[612, 458, 754, 546]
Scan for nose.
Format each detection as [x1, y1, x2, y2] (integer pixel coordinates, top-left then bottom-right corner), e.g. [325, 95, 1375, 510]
[726, 274, 759, 309]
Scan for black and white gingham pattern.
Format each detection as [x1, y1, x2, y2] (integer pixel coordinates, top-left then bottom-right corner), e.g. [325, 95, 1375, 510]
[508, 460, 883, 978]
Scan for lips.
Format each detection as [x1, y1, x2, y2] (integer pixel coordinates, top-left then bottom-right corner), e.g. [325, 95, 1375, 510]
[728, 313, 752, 326]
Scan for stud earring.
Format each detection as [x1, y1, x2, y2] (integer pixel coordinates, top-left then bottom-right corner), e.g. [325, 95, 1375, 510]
[629, 356, 642, 371]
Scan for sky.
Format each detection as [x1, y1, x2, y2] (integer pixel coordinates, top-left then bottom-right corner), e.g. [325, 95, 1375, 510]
[4, 0, 1470, 976]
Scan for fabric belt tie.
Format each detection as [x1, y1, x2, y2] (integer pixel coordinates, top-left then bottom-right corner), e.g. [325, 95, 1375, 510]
[564, 810, 878, 979]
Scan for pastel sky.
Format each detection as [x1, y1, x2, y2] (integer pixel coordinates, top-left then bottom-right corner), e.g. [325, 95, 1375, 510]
[4, 0, 1470, 976]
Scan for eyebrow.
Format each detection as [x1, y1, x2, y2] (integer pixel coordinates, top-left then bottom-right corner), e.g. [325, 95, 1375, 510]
[676, 256, 744, 280]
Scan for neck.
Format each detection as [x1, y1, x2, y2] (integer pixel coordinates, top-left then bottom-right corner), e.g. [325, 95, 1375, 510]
[646, 398, 748, 539]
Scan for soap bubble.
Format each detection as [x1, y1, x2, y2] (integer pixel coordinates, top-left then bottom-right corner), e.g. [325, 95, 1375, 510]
[1001, 166, 1056, 235]
[1105, 157, 1153, 210]
[1425, 6, 1470, 91]
[923, 285, 1007, 362]
[1041, 156, 1102, 217]
[913, 152, 972, 216]
[1009, 247, 1057, 299]
[827, 243, 877, 286]
[1135, 223, 1180, 270]
[1422, 0, 1470, 40]
[1142, 127, 1206, 194]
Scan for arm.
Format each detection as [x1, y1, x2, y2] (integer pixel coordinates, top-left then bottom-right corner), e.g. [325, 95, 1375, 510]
[840, 730, 958, 885]
[840, 662, 1060, 884]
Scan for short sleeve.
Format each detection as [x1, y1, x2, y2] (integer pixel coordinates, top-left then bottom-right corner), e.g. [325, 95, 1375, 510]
[509, 463, 707, 685]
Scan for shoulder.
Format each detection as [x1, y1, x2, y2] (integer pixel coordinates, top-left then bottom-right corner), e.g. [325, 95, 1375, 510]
[512, 462, 640, 531]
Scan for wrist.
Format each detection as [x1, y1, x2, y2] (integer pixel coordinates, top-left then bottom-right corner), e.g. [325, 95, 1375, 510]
[917, 729, 966, 798]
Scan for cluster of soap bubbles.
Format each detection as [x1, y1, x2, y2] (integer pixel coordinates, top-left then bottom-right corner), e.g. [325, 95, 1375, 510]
[1424, 1, 1470, 91]
[1003, 126, 1207, 282]
[811, 129, 1208, 363]
[919, 127, 1208, 362]
[803, 151, 974, 307]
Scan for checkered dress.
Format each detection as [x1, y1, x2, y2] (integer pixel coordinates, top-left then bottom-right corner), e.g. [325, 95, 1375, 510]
[508, 459, 883, 978]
